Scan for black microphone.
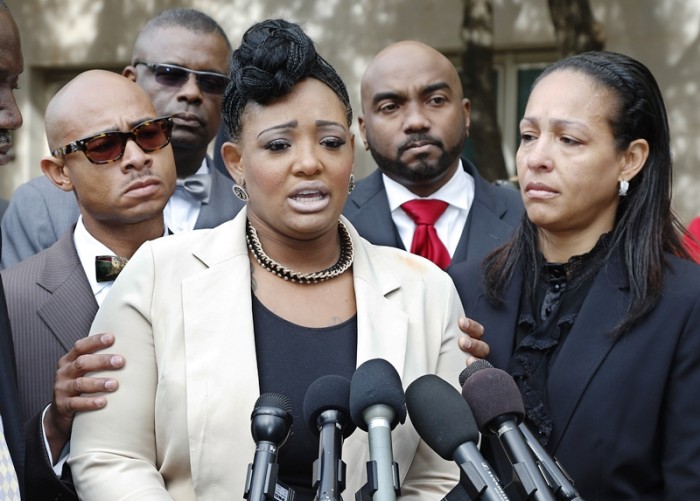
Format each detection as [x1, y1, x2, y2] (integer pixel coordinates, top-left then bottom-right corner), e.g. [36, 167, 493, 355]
[244, 393, 295, 501]
[405, 374, 510, 501]
[303, 375, 357, 501]
[461, 367, 556, 501]
[459, 362, 582, 500]
[349, 358, 406, 501]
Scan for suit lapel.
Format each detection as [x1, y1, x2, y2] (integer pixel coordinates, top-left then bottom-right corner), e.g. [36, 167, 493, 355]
[193, 158, 243, 230]
[546, 255, 628, 451]
[344, 171, 404, 249]
[481, 265, 522, 371]
[36, 232, 98, 352]
[181, 217, 260, 488]
[453, 160, 515, 264]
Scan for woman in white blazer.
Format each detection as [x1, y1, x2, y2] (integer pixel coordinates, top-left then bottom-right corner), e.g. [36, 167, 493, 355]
[70, 19, 466, 500]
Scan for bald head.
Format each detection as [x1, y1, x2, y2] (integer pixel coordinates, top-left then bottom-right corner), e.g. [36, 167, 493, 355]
[358, 41, 470, 197]
[361, 41, 464, 113]
[45, 70, 158, 151]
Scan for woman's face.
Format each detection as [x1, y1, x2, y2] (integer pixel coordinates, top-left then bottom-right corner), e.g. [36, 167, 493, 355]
[516, 69, 629, 242]
[223, 78, 354, 241]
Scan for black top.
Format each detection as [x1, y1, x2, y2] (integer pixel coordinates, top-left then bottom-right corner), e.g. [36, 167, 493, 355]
[508, 235, 609, 447]
[253, 293, 358, 500]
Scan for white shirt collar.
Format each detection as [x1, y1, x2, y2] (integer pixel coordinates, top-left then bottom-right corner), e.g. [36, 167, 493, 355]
[73, 216, 120, 306]
[382, 159, 473, 212]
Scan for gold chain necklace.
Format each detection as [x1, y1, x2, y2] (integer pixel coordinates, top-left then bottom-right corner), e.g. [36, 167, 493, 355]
[245, 220, 354, 284]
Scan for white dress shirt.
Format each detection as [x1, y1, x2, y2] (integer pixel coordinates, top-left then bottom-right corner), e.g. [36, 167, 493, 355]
[383, 160, 475, 256]
[164, 160, 208, 233]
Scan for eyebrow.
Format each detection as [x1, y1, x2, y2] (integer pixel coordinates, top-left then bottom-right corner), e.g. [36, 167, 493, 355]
[520, 116, 592, 136]
[256, 119, 346, 138]
[371, 81, 452, 106]
[257, 120, 298, 138]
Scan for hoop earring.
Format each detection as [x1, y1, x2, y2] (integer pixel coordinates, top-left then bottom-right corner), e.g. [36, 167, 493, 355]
[348, 174, 355, 194]
[232, 183, 249, 201]
[618, 179, 629, 197]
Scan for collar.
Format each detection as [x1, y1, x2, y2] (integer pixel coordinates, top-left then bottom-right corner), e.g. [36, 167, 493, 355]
[73, 216, 121, 301]
[382, 159, 474, 212]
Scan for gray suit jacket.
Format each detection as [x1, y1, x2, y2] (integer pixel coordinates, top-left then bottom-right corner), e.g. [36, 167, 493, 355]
[343, 159, 524, 267]
[1, 229, 97, 422]
[0, 159, 244, 269]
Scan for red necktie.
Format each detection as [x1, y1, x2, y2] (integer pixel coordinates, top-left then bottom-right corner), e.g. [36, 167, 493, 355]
[401, 199, 452, 270]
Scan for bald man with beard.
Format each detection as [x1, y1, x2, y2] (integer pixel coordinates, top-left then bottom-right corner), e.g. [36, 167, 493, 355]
[2, 69, 176, 499]
[344, 41, 523, 269]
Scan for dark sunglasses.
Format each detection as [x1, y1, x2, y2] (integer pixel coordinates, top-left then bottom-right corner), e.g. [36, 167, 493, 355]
[135, 62, 230, 95]
[51, 116, 174, 165]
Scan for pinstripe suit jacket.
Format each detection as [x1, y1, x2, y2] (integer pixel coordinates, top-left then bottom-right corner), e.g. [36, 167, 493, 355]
[0, 158, 243, 269]
[1, 229, 97, 423]
[1, 230, 85, 499]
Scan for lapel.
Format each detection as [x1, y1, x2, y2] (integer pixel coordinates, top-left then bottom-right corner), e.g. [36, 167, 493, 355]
[193, 157, 243, 230]
[480, 263, 522, 371]
[337, 218, 410, 472]
[546, 253, 628, 451]
[180, 212, 261, 489]
[452, 159, 518, 264]
[36, 231, 98, 352]
[343, 170, 404, 249]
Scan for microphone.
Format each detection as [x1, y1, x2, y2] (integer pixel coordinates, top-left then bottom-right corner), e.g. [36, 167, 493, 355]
[349, 358, 406, 501]
[405, 374, 510, 501]
[244, 393, 295, 501]
[461, 367, 556, 501]
[303, 375, 357, 501]
[459, 362, 582, 500]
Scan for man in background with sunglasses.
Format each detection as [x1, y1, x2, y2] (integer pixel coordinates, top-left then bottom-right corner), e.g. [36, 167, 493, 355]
[1, 68, 177, 498]
[0, 8, 243, 269]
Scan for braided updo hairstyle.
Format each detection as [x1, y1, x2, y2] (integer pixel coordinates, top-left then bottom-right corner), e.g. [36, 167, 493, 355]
[222, 19, 352, 141]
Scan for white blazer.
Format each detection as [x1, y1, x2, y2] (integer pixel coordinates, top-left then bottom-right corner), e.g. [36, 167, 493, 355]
[69, 208, 466, 500]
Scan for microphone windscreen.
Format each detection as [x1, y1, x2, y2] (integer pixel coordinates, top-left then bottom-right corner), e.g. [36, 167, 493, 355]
[250, 392, 293, 444]
[253, 392, 293, 414]
[303, 374, 356, 438]
[405, 374, 479, 460]
[349, 358, 407, 431]
[458, 358, 494, 387]
[461, 368, 525, 432]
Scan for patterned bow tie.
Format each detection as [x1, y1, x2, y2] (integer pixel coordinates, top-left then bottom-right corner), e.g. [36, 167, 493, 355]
[176, 173, 211, 203]
[95, 255, 129, 283]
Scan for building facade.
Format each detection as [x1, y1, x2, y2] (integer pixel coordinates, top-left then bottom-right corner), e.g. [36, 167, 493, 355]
[3, 0, 699, 223]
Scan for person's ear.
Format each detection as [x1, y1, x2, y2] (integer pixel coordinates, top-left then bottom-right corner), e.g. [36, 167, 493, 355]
[462, 98, 471, 138]
[221, 141, 244, 186]
[358, 116, 369, 151]
[41, 156, 74, 192]
[620, 138, 649, 183]
[122, 65, 137, 82]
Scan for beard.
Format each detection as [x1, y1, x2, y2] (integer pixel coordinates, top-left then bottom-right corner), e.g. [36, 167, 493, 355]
[366, 132, 464, 184]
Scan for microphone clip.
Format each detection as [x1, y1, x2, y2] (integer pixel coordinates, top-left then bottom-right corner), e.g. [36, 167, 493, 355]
[244, 460, 295, 501]
[354, 459, 401, 501]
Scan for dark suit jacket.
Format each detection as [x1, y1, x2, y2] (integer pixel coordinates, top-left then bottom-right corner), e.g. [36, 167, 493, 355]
[343, 159, 523, 266]
[448, 250, 700, 499]
[0, 159, 244, 269]
[2, 229, 97, 500]
[0, 279, 24, 498]
[2, 230, 97, 422]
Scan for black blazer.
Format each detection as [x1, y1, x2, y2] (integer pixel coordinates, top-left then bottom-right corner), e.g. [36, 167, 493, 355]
[448, 250, 700, 499]
[343, 159, 523, 267]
